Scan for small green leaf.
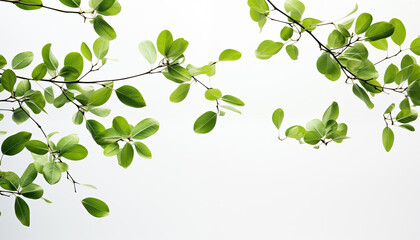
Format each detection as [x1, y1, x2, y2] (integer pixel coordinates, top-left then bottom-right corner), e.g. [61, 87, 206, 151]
[301, 18, 322, 31]
[384, 103, 395, 114]
[138, 40, 157, 65]
[15, 80, 31, 97]
[328, 30, 346, 48]
[134, 142, 152, 159]
[280, 26, 294, 41]
[103, 142, 119, 157]
[370, 39, 388, 51]
[115, 85, 146, 108]
[1, 132, 32, 156]
[118, 143, 134, 168]
[156, 30, 173, 56]
[322, 101, 339, 124]
[93, 15, 117, 40]
[93, 37, 110, 59]
[1, 69, 17, 92]
[12, 107, 30, 124]
[15, 0, 42, 10]
[82, 197, 109, 218]
[272, 108, 284, 129]
[167, 38, 189, 58]
[399, 124, 415, 132]
[60, 144, 88, 160]
[247, 0, 269, 13]
[306, 119, 326, 138]
[72, 111, 84, 125]
[407, 80, 420, 106]
[205, 89, 222, 101]
[382, 127, 394, 152]
[25, 140, 49, 155]
[285, 125, 306, 140]
[389, 18, 406, 46]
[20, 163, 37, 187]
[166, 65, 192, 82]
[57, 134, 79, 149]
[255, 40, 284, 60]
[99, 0, 121, 15]
[42, 162, 61, 185]
[410, 37, 420, 56]
[15, 197, 30, 227]
[316, 52, 341, 81]
[131, 118, 160, 140]
[194, 111, 218, 134]
[396, 109, 418, 123]
[219, 49, 242, 61]
[32, 63, 47, 80]
[41, 44, 59, 71]
[284, 0, 305, 22]
[12, 51, 34, 70]
[21, 183, 43, 199]
[286, 44, 299, 60]
[303, 131, 321, 145]
[365, 22, 395, 41]
[355, 13, 373, 34]
[352, 84, 374, 109]
[0, 54, 7, 68]
[384, 64, 398, 84]
[0, 171, 20, 191]
[81, 42, 93, 62]
[220, 105, 241, 114]
[88, 87, 112, 106]
[221, 95, 245, 106]
[169, 84, 190, 103]
[112, 116, 130, 137]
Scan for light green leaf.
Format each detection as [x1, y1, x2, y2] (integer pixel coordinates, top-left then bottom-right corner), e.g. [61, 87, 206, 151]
[193, 111, 217, 134]
[247, 0, 269, 13]
[355, 13, 373, 34]
[365, 22, 395, 41]
[301, 18, 322, 31]
[99, 0, 121, 16]
[382, 127, 394, 152]
[112, 116, 130, 137]
[322, 101, 339, 124]
[328, 30, 346, 48]
[370, 39, 388, 51]
[41, 44, 58, 71]
[280, 26, 294, 41]
[272, 108, 284, 129]
[285, 125, 306, 140]
[82, 197, 109, 218]
[57, 134, 79, 149]
[284, 0, 305, 22]
[221, 95, 245, 106]
[42, 162, 61, 185]
[255, 40, 284, 60]
[316, 52, 341, 81]
[205, 89, 222, 101]
[131, 118, 159, 140]
[286, 44, 299, 60]
[303, 131, 321, 145]
[20, 163, 37, 187]
[12, 51, 34, 70]
[167, 38, 189, 58]
[220, 105, 241, 114]
[0, 171, 20, 191]
[138, 40, 157, 65]
[396, 109, 418, 123]
[389, 18, 406, 46]
[134, 142, 152, 159]
[88, 87, 112, 106]
[410, 37, 420, 56]
[166, 65, 191, 82]
[408, 80, 420, 106]
[1, 69, 16, 92]
[384, 103, 395, 114]
[72, 111, 84, 125]
[32, 63, 47, 80]
[81, 42, 93, 62]
[93, 37, 110, 59]
[384, 64, 398, 84]
[156, 30, 173, 56]
[306, 119, 326, 138]
[103, 143, 119, 157]
[219, 49, 242, 61]
[170, 84, 190, 103]
[118, 143, 134, 168]
[60, 144, 88, 160]
[115, 85, 146, 108]
[0, 54, 7, 68]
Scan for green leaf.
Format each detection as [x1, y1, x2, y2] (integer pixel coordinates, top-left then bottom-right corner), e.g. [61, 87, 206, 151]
[134, 142, 152, 159]
[410, 37, 420, 56]
[86, 119, 106, 138]
[194, 111, 217, 134]
[247, 0, 269, 13]
[131, 118, 160, 140]
[61, 144, 88, 160]
[166, 65, 192, 82]
[138, 40, 157, 65]
[26, 91, 46, 114]
[301, 18, 322, 31]
[59, 66, 79, 80]
[15, 0, 42, 10]
[221, 95, 245, 106]
[342, 43, 369, 60]
[338, 24, 350, 37]
[25, 140, 49, 155]
[1, 132, 32, 156]
[57, 162, 69, 172]
[396, 109, 418, 123]
[220, 105, 241, 114]
[355, 13, 373, 34]
[328, 30, 347, 48]
[103, 142, 119, 157]
[93, 37, 110, 59]
[20, 163, 37, 187]
[0, 171, 20, 191]
[42, 162, 61, 185]
[284, 0, 305, 22]
[169, 83, 190, 103]
[57, 134, 79, 150]
[384, 103, 395, 114]
[303, 131, 321, 145]
[112, 116, 130, 137]
[60, 0, 80, 7]
[407, 80, 420, 106]
[81, 42, 93, 62]
[352, 84, 374, 109]
[389, 18, 406, 46]
[82, 197, 109, 218]
[286, 44, 299, 60]
[44, 86, 55, 104]
[12, 51, 34, 70]
[93, 16, 117, 40]
[72, 111, 84, 125]
[167, 38, 189, 58]
[316, 52, 341, 81]
[31, 63, 47, 80]
[90, 107, 111, 117]
[88, 87, 112, 106]
[1, 69, 16, 92]
[382, 127, 394, 152]
[280, 26, 294, 41]
[219, 49, 242, 61]
[399, 124, 415, 132]
[399, 98, 410, 110]
[21, 183, 43, 199]
[285, 125, 306, 140]
[156, 30, 173, 56]
[15, 80, 31, 97]
[255, 40, 284, 60]
[118, 143, 134, 168]
[187, 64, 213, 76]
[370, 39, 388, 51]
[365, 22, 395, 41]
[99, 0, 121, 15]
[384, 64, 398, 84]
[322, 101, 339, 124]
[64, 52, 83, 78]
[0, 54, 7, 68]
[115, 85, 146, 108]
[306, 119, 326, 138]
[31, 153, 48, 173]
[272, 108, 284, 129]
[15, 197, 30, 227]
[205, 89, 222, 101]
[12, 107, 29, 124]
[41, 44, 59, 71]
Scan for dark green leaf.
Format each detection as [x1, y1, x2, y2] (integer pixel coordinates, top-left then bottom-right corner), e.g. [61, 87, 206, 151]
[21, 183, 43, 199]
[396, 109, 418, 123]
[93, 16, 116, 40]
[352, 84, 374, 109]
[20, 163, 37, 187]
[12, 107, 30, 124]
[15, 197, 30, 227]
[322, 101, 339, 124]
[59, 0, 80, 8]
[365, 22, 395, 41]
[15, 0, 42, 10]
[1, 131, 32, 156]
[32, 63, 47, 80]
[25, 140, 49, 155]
[1, 69, 16, 92]
[82, 197, 109, 218]
[115, 85, 146, 108]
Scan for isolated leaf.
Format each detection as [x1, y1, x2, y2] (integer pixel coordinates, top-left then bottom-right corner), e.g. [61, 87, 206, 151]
[194, 111, 217, 134]
[82, 197, 109, 218]
[219, 49, 242, 61]
[255, 40, 284, 60]
[280, 26, 294, 41]
[286, 44, 299, 60]
[138, 40, 157, 65]
[93, 37, 110, 59]
[382, 127, 394, 152]
[221, 95, 245, 106]
[81, 42, 93, 62]
[169, 84, 190, 103]
[247, 0, 269, 13]
[272, 108, 284, 129]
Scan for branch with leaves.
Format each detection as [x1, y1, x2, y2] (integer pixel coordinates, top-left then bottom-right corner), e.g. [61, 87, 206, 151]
[247, 0, 420, 151]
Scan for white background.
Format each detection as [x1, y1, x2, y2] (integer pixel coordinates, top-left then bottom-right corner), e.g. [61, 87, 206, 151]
[1, 0, 420, 239]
